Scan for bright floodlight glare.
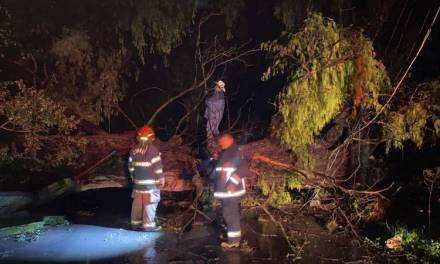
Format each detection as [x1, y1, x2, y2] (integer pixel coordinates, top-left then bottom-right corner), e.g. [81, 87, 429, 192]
[0, 224, 162, 262]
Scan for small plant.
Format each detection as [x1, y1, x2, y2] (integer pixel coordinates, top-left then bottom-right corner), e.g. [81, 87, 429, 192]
[240, 194, 260, 207]
[364, 237, 383, 250]
[364, 226, 440, 262]
[255, 162, 303, 207]
[240, 240, 254, 254]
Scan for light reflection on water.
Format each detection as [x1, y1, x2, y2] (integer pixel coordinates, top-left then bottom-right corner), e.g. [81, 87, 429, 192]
[0, 224, 162, 263]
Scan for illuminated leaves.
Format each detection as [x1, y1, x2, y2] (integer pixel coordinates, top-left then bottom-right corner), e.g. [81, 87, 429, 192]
[129, 0, 196, 63]
[262, 13, 390, 165]
[0, 81, 85, 166]
[256, 163, 302, 206]
[262, 14, 351, 165]
[384, 81, 440, 153]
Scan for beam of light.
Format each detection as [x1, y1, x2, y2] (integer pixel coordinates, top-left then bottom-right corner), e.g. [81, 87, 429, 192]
[0, 224, 162, 262]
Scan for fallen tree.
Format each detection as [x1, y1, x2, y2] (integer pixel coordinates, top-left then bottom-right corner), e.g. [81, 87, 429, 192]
[73, 133, 296, 193]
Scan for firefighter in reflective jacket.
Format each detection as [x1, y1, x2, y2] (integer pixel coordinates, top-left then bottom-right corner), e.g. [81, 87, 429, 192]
[214, 133, 248, 248]
[128, 125, 164, 231]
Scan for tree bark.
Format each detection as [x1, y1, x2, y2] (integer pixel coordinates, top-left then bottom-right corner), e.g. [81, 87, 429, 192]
[74, 134, 297, 192]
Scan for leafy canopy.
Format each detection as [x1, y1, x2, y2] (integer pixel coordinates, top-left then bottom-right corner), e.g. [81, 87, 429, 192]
[0, 81, 86, 167]
[262, 13, 390, 164]
[129, 0, 196, 63]
[48, 29, 125, 124]
[384, 80, 440, 153]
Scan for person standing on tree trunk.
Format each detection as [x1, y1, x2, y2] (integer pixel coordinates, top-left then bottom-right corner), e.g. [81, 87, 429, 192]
[128, 125, 164, 232]
[214, 133, 248, 248]
[205, 80, 226, 156]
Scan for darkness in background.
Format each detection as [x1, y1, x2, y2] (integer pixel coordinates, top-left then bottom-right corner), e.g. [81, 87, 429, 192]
[111, 0, 440, 142]
[1, 0, 439, 139]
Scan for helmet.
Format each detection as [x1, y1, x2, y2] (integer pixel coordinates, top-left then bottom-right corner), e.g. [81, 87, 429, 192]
[137, 125, 155, 142]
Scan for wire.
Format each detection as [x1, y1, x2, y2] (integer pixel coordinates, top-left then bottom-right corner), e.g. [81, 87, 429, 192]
[354, 3, 440, 135]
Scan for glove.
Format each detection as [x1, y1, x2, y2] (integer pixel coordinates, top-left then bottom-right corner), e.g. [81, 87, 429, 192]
[159, 177, 165, 189]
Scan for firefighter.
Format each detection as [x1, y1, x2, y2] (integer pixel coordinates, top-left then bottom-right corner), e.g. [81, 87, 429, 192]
[214, 133, 248, 248]
[128, 125, 164, 231]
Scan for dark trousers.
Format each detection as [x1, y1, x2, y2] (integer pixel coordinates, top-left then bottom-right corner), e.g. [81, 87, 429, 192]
[221, 197, 241, 243]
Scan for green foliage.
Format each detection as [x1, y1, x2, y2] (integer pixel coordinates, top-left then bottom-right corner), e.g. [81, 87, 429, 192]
[287, 173, 303, 190]
[365, 226, 440, 261]
[262, 14, 352, 165]
[352, 34, 391, 112]
[259, 175, 293, 205]
[256, 163, 303, 206]
[392, 226, 440, 261]
[364, 236, 383, 250]
[0, 81, 86, 166]
[384, 81, 440, 153]
[240, 194, 260, 207]
[384, 103, 428, 152]
[49, 29, 125, 124]
[129, 0, 245, 59]
[0, 216, 68, 241]
[262, 13, 390, 165]
[130, 0, 196, 63]
[0, 0, 249, 169]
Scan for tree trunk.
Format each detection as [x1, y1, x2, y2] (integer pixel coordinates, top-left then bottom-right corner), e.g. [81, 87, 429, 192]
[74, 134, 297, 192]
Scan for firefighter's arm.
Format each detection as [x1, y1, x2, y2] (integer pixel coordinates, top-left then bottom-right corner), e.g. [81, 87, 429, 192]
[151, 145, 165, 188]
[229, 173, 241, 185]
[128, 153, 134, 180]
[230, 151, 248, 185]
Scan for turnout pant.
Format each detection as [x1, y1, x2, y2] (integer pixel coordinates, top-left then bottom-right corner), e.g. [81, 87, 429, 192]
[131, 189, 160, 229]
[221, 197, 241, 243]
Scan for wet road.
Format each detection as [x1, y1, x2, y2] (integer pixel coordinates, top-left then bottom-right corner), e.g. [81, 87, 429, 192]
[0, 221, 288, 263]
[0, 225, 161, 262]
[0, 189, 289, 263]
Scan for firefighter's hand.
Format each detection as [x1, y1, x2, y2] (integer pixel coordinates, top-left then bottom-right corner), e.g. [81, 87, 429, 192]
[159, 177, 165, 189]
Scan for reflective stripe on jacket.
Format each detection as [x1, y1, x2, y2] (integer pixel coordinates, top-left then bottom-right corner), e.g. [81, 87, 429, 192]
[128, 142, 164, 192]
[214, 144, 248, 198]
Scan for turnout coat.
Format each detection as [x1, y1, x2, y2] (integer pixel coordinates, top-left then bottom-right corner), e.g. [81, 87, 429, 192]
[128, 143, 164, 193]
[214, 144, 248, 198]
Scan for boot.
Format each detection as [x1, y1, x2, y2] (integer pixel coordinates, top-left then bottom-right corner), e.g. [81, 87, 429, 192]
[131, 221, 142, 231]
[220, 241, 240, 248]
[143, 226, 162, 232]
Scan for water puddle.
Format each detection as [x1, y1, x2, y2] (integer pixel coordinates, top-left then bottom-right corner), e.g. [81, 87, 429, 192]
[0, 189, 290, 263]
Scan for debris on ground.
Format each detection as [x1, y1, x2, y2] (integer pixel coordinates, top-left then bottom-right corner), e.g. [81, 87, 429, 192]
[0, 216, 68, 240]
[385, 235, 402, 250]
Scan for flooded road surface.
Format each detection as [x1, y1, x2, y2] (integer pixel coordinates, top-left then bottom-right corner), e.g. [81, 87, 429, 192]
[0, 189, 290, 263]
[0, 225, 162, 262]
[0, 188, 389, 263]
[0, 218, 288, 263]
